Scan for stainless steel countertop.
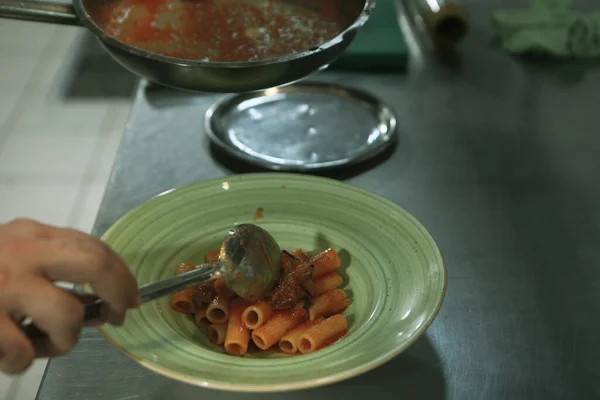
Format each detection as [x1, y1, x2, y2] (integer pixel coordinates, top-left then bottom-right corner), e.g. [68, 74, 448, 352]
[37, 1, 600, 399]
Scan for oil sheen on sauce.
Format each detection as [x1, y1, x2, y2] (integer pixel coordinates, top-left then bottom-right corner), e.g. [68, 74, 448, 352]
[99, 0, 345, 62]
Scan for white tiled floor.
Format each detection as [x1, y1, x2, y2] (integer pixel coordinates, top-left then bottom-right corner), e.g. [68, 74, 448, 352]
[0, 20, 133, 400]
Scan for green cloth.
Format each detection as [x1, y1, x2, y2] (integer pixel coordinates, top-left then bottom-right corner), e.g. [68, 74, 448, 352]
[331, 0, 409, 71]
[492, 0, 600, 58]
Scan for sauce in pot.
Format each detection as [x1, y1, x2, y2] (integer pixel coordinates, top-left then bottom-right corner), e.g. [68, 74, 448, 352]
[97, 0, 346, 62]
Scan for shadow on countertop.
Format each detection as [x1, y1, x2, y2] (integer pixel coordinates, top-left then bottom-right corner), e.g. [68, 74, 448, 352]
[58, 32, 137, 100]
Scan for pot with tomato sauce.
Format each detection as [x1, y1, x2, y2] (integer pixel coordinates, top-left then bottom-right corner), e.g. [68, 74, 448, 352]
[0, 0, 375, 92]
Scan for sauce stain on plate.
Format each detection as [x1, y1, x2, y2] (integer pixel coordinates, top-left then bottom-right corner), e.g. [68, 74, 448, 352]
[253, 207, 264, 221]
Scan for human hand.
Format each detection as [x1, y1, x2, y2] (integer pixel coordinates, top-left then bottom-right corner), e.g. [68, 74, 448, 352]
[0, 219, 140, 374]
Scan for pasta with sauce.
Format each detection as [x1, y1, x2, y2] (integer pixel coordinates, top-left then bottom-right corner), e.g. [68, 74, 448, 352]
[170, 246, 350, 356]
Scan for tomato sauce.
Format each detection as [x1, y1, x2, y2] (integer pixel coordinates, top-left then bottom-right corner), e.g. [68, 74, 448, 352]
[97, 0, 346, 62]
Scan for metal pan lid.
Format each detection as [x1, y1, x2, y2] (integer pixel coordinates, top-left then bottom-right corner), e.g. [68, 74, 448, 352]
[204, 82, 397, 171]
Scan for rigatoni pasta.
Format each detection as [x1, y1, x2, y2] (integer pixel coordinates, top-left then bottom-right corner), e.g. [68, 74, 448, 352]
[279, 317, 324, 354]
[298, 314, 348, 354]
[171, 246, 350, 356]
[224, 299, 251, 355]
[206, 296, 230, 324]
[207, 323, 227, 345]
[242, 301, 273, 329]
[171, 262, 198, 314]
[311, 249, 341, 278]
[307, 272, 343, 297]
[251, 307, 307, 350]
[171, 289, 196, 314]
[308, 289, 350, 321]
[194, 308, 207, 325]
[214, 279, 235, 301]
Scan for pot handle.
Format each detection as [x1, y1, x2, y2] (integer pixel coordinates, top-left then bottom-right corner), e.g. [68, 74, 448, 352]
[0, 0, 81, 26]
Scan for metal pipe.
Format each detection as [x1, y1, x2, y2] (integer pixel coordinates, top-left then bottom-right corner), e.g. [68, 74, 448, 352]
[0, 0, 81, 25]
[406, 0, 470, 46]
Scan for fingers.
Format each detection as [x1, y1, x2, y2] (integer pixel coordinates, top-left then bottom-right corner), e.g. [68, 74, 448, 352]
[3, 218, 48, 237]
[1, 219, 138, 332]
[30, 238, 140, 316]
[11, 220, 140, 321]
[4, 277, 84, 357]
[5, 219, 89, 242]
[83, 302, 113, 328]
[0, 313, 35, 374]
[0, 219, 140, 372]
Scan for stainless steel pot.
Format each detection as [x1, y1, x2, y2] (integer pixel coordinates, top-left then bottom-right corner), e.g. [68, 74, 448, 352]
[0, 0, 375, 93]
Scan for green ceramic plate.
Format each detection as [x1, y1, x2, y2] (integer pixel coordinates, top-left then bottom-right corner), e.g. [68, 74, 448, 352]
[99, 173, 446, 392]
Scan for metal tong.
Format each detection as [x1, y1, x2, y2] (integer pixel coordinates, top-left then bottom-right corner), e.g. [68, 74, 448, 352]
[21, 266, 216, 339]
